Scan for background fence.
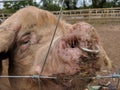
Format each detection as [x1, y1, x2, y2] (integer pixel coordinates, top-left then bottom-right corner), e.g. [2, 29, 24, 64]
[52, 7, 120, 23]
[0, 13, 12, 21]
[0, 7, 120, 23]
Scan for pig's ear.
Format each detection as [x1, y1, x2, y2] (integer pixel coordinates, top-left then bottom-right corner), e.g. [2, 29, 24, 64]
[0, 23, 21, 75]
[0, 23, 21, 52]
[0, 60, 2, 75]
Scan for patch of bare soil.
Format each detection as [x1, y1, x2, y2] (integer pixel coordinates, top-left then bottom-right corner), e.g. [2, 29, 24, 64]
[88, 22, 120, 90]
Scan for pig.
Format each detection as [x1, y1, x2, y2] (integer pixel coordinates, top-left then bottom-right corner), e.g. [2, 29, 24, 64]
[0, 19, 3, 24]
[0, 6, 111, 90]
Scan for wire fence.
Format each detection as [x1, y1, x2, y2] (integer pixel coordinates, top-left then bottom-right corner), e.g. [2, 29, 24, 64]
[0, 73, 120, 90]
[0, 1, 120, 90]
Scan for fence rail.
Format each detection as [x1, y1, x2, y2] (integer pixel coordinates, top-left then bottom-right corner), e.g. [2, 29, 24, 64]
[0, 13, 12, 21]
[52, 7, 120, 23]
[0, 7, 120, 23]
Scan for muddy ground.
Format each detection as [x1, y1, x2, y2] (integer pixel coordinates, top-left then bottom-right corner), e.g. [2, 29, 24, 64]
[89, 22, 120, 89]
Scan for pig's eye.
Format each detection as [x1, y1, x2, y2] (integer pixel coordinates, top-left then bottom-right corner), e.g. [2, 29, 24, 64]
[20, 33, 31, 45]
[22, 39, 30, 45]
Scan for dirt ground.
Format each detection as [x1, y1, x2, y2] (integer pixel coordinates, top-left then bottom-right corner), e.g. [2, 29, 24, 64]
[89, 22, 120, 89]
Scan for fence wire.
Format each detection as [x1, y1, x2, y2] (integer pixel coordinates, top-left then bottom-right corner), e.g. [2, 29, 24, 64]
[0, 73, 120, 90]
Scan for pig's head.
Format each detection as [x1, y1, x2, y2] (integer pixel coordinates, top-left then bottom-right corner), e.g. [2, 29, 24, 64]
[0, 6, 111, 90]
[0, 19, 2, 24]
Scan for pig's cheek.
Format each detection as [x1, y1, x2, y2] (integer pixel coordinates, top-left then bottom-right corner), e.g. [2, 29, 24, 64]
[32, 46, 53, 75]
[20, 44, 29, 53]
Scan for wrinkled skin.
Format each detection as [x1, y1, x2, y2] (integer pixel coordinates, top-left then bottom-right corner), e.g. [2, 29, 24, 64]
[0, 6, 111, 90]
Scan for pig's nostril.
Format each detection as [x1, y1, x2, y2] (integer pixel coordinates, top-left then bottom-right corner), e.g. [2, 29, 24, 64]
[71, 43, 75, 48]
[69, 39, 79, 48]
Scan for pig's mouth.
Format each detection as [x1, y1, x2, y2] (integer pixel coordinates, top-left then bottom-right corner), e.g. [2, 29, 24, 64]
[48, 34, 101, 89]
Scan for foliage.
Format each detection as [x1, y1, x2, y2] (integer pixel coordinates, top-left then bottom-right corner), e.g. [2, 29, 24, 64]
[40, 0, 60, 11]
[96, 0, 120, 8]
[3, 0, 39, 13]
[108, 0, 120, 7]
[91, 0, 106, 8]
[42, 4, 60, 11]
[59, 0, 78, 10]
[76, 0, 120, 9]
[1, 0, 120, 12]
[39, 0, 79, 11]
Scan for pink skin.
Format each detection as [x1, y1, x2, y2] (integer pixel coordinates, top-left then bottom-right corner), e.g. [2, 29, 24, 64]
[33, 27, 96, 76]
[10, 24, 100, 90]
[0, 6, 110, 90]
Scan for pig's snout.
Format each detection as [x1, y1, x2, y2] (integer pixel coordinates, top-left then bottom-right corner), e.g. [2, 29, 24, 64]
[57, 33, 100, 61]
[34, 30, 100, 76]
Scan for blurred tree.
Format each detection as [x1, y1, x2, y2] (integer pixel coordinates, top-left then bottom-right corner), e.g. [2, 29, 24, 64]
[73, 0, 78, 9]
[3, 0, 38, 12]
[41, 0, 78, 10]
[91, 0, 106, 8]
[91, 0, 120, 8]
[2, 0, 120, 12]
[83, 0, 87, 8]
[65, 0, 78, 10]
[39, 0, 60, 11]
[111, 0, 120, 7]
